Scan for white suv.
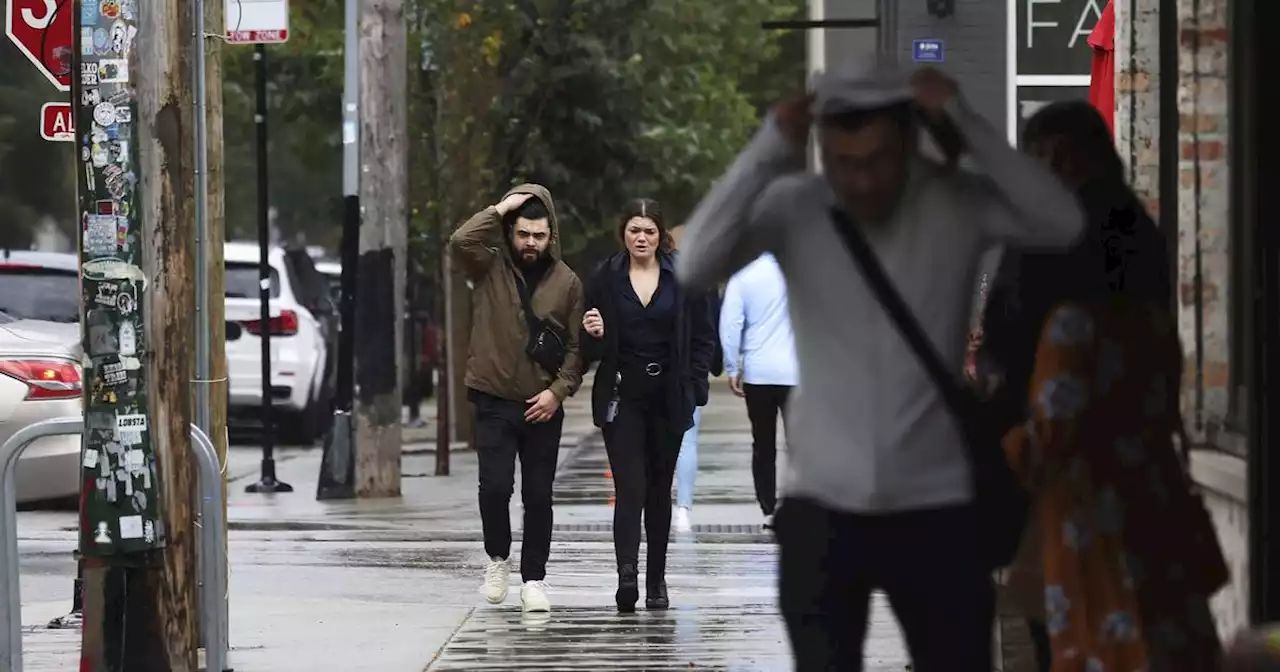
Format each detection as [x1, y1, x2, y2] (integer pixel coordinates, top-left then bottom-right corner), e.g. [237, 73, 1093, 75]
[224, 242, 337, 443]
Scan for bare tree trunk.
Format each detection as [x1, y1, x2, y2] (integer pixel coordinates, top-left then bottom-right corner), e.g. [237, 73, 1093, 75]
[354, 0, 408, 497]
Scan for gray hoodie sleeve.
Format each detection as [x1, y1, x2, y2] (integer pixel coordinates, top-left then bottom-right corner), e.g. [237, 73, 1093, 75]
[676, 118, 806, 289]
[944, 95, 1084, 249]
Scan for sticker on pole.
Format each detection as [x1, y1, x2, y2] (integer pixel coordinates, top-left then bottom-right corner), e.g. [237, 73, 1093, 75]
[40, 102, 74, 142]
[225, 0, 289, 44]
[912, 39, 945, 63]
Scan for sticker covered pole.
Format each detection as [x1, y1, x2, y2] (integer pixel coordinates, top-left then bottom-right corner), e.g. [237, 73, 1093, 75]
[74, 0, 201, 669]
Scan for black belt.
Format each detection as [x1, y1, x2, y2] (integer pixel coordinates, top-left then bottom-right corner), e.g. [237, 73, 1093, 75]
[621, 360, 666, 380]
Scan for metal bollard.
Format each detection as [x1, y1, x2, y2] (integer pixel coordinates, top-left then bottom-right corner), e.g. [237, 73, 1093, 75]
[0, 418, 229, 672]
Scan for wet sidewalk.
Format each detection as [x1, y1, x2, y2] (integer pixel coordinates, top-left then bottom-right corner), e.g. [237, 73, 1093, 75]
[15, 380, 914, 671]
[425, 386, 910, 671]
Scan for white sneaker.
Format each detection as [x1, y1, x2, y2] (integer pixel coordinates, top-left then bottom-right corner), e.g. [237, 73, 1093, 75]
[521, 580, 551, 613]
[673, 506, 692, 534]
[481, 556, 511, 604]
[763, 514, 775, 530]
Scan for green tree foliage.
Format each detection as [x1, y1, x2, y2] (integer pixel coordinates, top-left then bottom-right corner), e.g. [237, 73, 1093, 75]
[0, 0, 805, 267]
[0, 44, 75, 250]
[219, 0, 803, 270]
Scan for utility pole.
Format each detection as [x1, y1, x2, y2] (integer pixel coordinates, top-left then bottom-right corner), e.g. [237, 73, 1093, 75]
[319, 0, 361, 499]
[75, 1, 200, 669]
[202, 0, 231, 650]
[354, 0, 408, 497]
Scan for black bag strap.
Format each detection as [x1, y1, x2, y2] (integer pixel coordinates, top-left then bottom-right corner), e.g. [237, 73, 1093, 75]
[513, 273, 543, 333]
[828, 208, 974, 422]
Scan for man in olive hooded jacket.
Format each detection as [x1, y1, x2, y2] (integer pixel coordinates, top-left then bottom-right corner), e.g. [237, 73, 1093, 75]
[449, 183, 585, 614]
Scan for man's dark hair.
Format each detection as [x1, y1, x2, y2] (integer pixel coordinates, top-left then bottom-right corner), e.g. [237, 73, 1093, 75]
[514, 198, 549, 221]
[1022, 100, 1125, 182]
[817, 102, 914, 135]
[502, 196, 550, 236]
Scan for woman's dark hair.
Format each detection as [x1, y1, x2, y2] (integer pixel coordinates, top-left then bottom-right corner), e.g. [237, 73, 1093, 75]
[1022, 100, 1125, 182]
[618, 198, 674, 252]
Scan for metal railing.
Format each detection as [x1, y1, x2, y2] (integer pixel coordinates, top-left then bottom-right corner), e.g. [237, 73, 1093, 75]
[0, 417, 229, 672]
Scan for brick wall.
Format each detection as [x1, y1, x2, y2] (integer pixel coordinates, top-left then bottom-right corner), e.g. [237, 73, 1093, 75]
[1115, 0, 1244, 639]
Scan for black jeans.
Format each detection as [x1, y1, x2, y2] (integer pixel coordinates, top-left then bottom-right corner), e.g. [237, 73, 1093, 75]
[471, 389, 564, 582]
[602, 387, 683, 583]
[776, 497, 995, 672]
[743, 383, 791, 515]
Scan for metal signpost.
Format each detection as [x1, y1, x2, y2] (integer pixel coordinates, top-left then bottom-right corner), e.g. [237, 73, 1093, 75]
[230, 0, 295, 494]
[318, 0, 360, 499]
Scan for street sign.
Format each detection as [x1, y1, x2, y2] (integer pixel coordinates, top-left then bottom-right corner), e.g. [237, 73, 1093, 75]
[40, 101, 73, 141]
[5, 0, 74, 91]
[1016, 0, 1104, 78]
[912, 39, 944, 63]
[225, 0, 289, 44]
[1007, 0, 1102, 143]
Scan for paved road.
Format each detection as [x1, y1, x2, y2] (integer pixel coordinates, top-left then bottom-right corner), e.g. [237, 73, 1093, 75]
[14, 383, 912, 671]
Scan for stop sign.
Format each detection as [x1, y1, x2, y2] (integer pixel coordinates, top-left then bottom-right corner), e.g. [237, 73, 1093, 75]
[6, 0, 73, 91]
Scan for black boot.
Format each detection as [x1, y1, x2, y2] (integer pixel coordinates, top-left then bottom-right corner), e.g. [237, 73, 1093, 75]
[645, 580, 669, 610]
[616, 563, 639, 613]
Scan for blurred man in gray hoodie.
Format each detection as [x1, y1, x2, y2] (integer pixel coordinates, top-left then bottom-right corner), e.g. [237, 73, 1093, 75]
[677, 60, 1083, 671]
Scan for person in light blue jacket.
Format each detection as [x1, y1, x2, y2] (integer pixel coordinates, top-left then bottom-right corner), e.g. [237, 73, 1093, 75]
[718, 253, 797, 527]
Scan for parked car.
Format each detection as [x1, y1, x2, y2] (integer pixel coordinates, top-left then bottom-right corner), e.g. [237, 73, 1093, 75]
[0, 310, 82, 505]
[312, 261, 438, 400]
[0, 250, 81, 325]
[224, 242, 337, 443]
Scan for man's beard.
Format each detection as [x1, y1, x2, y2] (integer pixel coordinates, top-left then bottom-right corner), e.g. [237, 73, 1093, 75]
[517, 248, 548, 268]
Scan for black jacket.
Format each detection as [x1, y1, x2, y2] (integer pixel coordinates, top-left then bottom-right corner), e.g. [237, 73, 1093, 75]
[979, 178, 1171, 428]
[582, 251, 717, 431]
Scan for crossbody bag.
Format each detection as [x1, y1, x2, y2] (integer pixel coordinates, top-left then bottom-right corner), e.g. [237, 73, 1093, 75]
[830, 208, 1029, 571]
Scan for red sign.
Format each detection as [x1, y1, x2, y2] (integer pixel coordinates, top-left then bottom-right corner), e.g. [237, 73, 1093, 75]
[40, 102, 73, 142]
[226, 29, 289, 44]
[5, 0, 73, 91]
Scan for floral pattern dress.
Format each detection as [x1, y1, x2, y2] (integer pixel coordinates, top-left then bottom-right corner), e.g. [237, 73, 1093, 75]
[1002, 300, 1228, 671]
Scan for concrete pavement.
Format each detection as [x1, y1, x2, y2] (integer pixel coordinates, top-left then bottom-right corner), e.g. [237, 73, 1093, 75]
[15, 379, 913, 671]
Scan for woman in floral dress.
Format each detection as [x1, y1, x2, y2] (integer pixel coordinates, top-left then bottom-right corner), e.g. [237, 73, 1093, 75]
[1002, 299, 1228, 671]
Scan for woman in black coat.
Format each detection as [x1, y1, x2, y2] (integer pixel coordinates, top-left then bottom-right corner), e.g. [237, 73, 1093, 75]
[581, 198, 717, 612]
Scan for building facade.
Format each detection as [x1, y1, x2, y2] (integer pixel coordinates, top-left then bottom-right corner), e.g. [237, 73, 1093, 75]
[809, 0, 1266, 640]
